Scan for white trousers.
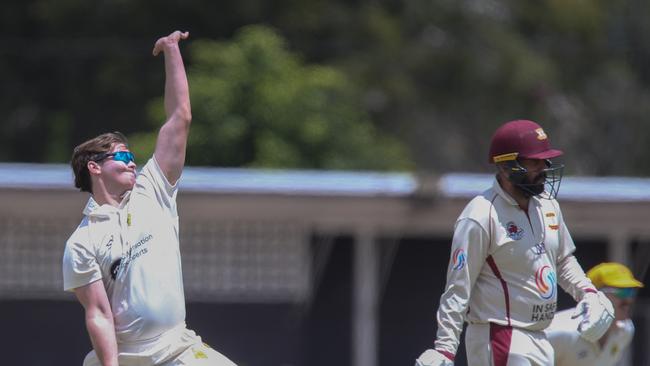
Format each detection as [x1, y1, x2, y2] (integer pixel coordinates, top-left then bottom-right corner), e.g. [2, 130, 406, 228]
[83, 326, 236, 366]
[465, 323, 554, 366]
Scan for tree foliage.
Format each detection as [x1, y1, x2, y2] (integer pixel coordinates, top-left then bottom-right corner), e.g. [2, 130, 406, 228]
[129, 25, 412, 170]
[3, 0, 650, 175]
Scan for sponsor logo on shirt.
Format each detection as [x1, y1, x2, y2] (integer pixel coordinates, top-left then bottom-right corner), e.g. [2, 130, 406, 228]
[124, 234, 152, 264]
[531, 302, 556, 321]
[452, 248, 466, 271]
[105, 235, 114, 248]
[545, 212, 559, 230]
[112, 234, 154, 278]
[535, 265, 556, 299]
[110, 259, 122, 280]
[506, 222, 524, 240]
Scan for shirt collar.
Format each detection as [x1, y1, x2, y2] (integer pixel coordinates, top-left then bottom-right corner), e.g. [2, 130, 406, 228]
[83, 191, 132, 217]
[492, 176, 519, 206]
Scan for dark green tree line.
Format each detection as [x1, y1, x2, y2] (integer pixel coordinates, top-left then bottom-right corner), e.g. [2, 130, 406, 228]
[3, 0, 650, 175]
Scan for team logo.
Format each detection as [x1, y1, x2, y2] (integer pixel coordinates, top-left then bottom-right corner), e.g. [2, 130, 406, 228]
[532, 242, 547, 255]
[535, 265, 556, 299]
[452, 248, 466, 271]
[192, 348, 208, 359]
[535, 128, 548, 140]
[506, 222, 524, 240]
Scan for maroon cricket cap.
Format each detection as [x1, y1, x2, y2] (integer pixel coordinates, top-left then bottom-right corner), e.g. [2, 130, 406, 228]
[488, 120, 563, 164]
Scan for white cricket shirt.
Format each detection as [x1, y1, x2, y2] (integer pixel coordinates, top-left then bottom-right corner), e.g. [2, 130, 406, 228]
[434, 178, 596, 356]
[546, 308, 634, 366]
[63, 157, 186, 343]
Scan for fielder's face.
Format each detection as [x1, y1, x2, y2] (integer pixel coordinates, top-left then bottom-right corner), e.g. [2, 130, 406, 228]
[98, 143, 137, 192]
[604, 291, 635, 321]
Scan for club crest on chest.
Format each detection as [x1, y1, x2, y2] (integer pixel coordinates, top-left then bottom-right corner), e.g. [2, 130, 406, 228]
[505, 221, 524, 240]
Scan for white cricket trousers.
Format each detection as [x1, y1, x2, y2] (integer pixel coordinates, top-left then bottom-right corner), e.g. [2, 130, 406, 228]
[465, 323, 554, 366]
[83, 325, 237, 366]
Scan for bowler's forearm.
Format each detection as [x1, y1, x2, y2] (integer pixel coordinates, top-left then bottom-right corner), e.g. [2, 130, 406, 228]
[85, 311, 119, 366]
[163, 43, 191, 124]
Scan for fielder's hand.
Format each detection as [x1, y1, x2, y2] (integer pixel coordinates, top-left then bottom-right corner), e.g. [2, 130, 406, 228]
[415, 349, 454, 366]
[572, 291, 614, 342]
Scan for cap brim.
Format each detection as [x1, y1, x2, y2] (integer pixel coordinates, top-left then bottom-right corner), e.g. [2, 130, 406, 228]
[607, 278, 645, 288]
[523, 149, 563, 160]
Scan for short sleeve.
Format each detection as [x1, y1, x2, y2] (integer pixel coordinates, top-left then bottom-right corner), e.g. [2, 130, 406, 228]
[134, 156, 179, 217]
[62, 239, 102, 292]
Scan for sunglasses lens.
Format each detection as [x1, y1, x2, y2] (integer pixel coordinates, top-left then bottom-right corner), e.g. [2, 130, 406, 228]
[618, 288, 636, 299]
[114, 151, 134, 164]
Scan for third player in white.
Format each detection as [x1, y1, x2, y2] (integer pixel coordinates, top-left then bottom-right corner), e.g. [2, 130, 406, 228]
[546, 262, 644, 366]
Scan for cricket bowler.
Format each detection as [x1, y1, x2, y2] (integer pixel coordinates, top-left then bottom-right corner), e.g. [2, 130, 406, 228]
[546, 262, 644, 366]
[62, 31, 237, 366]
[415, 120, 615, 366]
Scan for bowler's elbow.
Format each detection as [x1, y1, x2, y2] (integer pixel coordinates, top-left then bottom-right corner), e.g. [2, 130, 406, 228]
[84, 302, 114, 329]
[176, 107, 192, 128]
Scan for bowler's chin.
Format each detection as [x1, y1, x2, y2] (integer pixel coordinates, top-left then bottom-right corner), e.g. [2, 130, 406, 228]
[119, 183, 136, 197]
[121, 179, 136, 192]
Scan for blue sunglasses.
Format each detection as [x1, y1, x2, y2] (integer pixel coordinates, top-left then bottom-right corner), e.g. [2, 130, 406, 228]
[93, 151, 135, 164]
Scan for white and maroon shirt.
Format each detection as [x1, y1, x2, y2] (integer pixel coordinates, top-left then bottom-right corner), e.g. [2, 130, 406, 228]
[433, 178, 596, 356]
[546, 309, 634, 366]
[62, 156, 186, 344]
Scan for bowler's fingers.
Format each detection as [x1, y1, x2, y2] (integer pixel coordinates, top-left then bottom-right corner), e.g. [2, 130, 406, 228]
[152, 31, 190, 56]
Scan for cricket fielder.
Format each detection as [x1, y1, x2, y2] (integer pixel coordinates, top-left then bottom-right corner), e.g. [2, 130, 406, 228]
[415, 120, 615, 366]
[62, 31, 237, 366]
[546, 262, 644, 366]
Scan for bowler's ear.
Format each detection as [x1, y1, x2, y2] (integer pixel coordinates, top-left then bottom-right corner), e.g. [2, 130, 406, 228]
[87, 161, 102, 176]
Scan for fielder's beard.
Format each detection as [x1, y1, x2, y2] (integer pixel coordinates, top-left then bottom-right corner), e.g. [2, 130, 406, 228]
[516, 172, 546, 197]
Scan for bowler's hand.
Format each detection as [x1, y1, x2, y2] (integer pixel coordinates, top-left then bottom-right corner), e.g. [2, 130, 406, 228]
[152, 31, 189, 56]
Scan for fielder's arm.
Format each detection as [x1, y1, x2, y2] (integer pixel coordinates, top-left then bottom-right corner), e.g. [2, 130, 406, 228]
[415, 218, 488, 366]
[74, 280, 119, 366]
[152, 30, 191, 185]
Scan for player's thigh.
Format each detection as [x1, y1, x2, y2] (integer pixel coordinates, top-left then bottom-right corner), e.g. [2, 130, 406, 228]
[170, 343, 237, 366]
[465, 324, 551, 366]
[509, 328, 553, 366]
